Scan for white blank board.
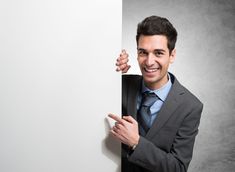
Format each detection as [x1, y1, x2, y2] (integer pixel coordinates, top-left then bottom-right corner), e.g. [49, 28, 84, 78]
[0, 1, 121, 171]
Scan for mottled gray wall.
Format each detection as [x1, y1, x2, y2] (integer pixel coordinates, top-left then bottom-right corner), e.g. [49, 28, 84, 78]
[122, 0, 235, 171]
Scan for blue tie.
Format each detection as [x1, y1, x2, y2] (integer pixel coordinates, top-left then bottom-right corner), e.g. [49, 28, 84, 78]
[138, 92, 158, 135]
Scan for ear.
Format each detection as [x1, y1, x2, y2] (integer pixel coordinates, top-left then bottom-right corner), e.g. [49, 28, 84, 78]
[169, 49, 176, 64]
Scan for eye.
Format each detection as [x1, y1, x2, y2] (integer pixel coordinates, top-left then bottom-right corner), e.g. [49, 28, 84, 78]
[154, 51, 164, 57]
[138, 50, 148, 57]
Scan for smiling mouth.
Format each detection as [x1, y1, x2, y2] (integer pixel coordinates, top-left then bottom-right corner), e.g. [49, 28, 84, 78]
[144, 67, 159, 73]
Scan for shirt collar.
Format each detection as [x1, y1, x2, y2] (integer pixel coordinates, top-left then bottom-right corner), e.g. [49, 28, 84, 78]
[141, 74, 172, 102]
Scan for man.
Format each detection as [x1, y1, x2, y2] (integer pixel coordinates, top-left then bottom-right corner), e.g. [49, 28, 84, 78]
[108, 16, 203, 172]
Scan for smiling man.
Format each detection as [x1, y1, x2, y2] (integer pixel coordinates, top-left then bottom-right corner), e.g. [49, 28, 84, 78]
[137, 34, 175, 90]
[109, 16, 203, 172]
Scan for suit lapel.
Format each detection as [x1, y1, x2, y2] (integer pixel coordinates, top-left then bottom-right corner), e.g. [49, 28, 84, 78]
[146, 74, 185, 139]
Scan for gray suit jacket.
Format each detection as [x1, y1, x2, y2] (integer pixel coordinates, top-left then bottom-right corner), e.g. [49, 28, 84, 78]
[122, 73, 203, 172]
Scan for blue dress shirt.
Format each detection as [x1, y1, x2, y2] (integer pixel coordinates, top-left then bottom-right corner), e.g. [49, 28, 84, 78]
[137, 74, 172, 126]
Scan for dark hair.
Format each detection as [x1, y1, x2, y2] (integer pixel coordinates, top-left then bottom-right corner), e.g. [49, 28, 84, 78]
[136, 15, 178, 54]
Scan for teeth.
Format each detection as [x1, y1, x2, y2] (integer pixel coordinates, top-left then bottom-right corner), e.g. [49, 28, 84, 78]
[144, 67, 159, 73]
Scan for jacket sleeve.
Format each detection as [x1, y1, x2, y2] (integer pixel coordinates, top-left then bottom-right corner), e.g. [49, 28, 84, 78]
[127, 103, 203, 172]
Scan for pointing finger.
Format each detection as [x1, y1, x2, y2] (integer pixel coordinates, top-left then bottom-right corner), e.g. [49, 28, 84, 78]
[108, 113, 124, 125]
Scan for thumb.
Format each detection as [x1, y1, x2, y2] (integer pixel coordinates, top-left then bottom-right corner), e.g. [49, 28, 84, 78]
[123, 115, 136, 123]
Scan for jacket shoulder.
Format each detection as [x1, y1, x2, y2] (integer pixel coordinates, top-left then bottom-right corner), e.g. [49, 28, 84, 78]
[170, 73, 203, 108]
[181, 85, 203, 108]
[122, 74, 142, 82]
[122, 74, 142, 89]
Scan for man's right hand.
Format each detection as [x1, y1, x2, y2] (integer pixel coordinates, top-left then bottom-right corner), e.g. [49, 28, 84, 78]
[116, 49, 131, 73]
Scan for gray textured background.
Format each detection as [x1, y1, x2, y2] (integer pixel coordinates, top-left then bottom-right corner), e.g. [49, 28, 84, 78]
[122, 0, 235, 171]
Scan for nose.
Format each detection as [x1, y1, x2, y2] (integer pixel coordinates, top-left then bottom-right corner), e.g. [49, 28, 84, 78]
[145, 53, 155, 66]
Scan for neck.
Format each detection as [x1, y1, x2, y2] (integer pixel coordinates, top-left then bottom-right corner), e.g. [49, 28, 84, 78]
[144, 74, 169, 90]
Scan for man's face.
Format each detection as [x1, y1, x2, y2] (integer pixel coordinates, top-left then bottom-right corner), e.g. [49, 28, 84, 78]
[137, 35, 176, 90]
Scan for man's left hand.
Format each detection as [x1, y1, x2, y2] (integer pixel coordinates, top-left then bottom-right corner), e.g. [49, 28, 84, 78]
[108, 114, 140, 147]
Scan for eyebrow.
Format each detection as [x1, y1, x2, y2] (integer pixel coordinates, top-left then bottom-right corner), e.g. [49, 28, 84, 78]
[137, 48, 166, 53]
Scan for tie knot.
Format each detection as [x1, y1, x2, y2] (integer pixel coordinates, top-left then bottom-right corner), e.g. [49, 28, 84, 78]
[142, 92, 158, 107]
